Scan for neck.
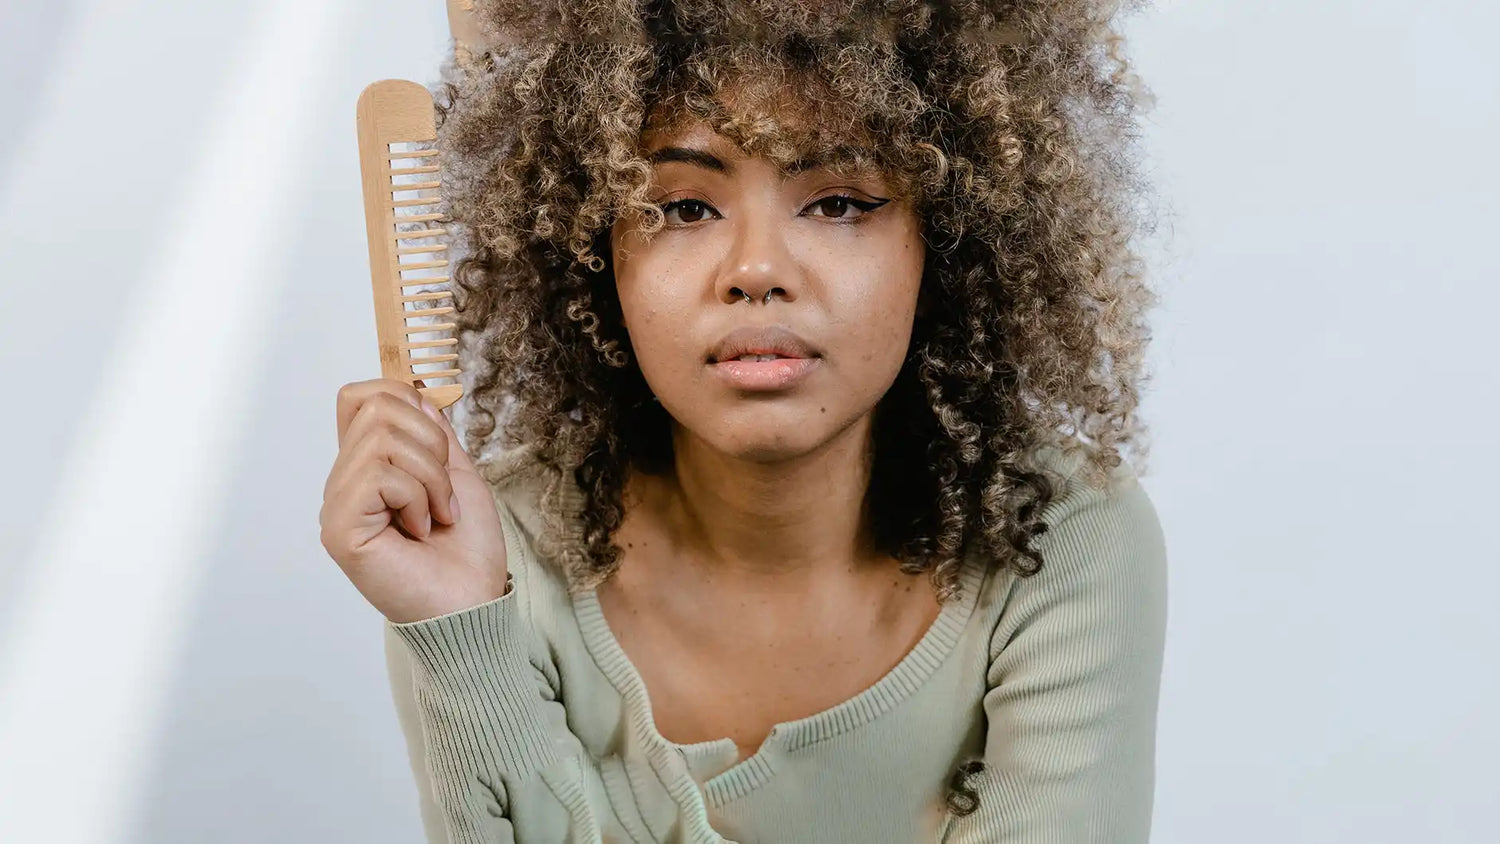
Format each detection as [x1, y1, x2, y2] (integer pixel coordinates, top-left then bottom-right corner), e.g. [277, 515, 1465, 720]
[629, 415, 887, 602]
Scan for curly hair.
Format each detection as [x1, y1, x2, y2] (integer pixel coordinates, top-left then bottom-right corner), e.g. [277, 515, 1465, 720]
[425, 0, 1159, 605]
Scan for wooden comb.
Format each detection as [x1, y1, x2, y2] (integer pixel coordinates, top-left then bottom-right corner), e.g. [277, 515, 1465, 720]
[355, 79, 463, 411]
[446, 0, 485, 62]
[354, 2, 485, 410]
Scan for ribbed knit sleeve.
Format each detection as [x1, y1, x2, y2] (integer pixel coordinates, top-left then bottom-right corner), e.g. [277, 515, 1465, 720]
[385, 580, 564, 844]
[953, 470, 1169, 842]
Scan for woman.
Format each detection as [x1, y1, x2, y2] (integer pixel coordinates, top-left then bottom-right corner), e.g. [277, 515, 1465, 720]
[320, 1, 1167, 841]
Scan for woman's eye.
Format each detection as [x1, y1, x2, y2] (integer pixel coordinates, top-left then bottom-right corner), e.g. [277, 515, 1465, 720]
[659, 194, 890, 226]
[805, 194, 890, 220]
[660, 199, 719, 225]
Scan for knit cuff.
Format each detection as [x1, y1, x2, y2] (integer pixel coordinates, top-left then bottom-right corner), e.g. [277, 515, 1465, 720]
[386, 574, 559, 789]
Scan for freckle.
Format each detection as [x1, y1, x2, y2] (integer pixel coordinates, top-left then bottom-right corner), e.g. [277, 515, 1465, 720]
[820, 407, 826, 413]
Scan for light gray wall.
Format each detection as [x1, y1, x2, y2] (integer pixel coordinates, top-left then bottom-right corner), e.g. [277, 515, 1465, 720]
[1127, 3, 1499, 841]
[0, 1, 1494, 842]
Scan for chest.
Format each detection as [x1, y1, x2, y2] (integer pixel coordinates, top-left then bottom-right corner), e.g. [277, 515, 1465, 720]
[595, 574, 942, 762]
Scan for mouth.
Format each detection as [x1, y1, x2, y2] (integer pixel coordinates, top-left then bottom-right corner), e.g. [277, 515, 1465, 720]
[713, 352, 804, 363]
[705, 324, 822, 390]
[708, 355, 821, 391]
[706, 324, 820, 365]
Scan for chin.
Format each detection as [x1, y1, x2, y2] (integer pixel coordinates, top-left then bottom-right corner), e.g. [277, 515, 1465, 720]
[687, 418, 831, 465]
[659, 387, 871, 464]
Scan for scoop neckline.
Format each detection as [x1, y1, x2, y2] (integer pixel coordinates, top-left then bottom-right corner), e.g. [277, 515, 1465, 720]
[570, 549, 989, 805]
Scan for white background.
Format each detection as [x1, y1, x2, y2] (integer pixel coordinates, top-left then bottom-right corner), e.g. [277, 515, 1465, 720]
[0, 1, 1495, 842]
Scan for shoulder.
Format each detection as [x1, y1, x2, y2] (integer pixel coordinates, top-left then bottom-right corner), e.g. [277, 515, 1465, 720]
[981, 441, 1168, 661]
[476, 440, 555, 539]
[473, 441, 581, 630]
[1027, 441, 1166, 571]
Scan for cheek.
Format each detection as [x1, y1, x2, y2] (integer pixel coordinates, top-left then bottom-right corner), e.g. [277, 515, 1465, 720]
[614, 259, 696, 378]
[838, 253, 923, 371]
[846, 300, 917, 375]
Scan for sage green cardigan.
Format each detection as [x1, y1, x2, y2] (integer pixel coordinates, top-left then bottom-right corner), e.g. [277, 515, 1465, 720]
[382, 441, 1168, 843]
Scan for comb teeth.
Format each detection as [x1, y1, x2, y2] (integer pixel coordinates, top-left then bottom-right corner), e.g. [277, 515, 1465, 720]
[356, 79, 463, 411]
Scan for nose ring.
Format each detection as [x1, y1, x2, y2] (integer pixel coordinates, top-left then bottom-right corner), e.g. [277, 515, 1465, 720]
[738, 289, 774, 304]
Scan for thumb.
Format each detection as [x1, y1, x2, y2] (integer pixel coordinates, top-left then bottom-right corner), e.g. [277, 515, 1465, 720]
[415, 380, 478, 475]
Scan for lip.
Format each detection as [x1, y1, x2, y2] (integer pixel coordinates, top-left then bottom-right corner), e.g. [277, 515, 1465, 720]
[707, 324, 821, 364]
[710, 356, 821, 391]
[706, 324, 823, 393]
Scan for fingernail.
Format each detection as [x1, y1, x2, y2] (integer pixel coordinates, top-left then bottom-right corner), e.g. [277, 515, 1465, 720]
[449, 492, 461, 523]
[421, 513, 431, 537]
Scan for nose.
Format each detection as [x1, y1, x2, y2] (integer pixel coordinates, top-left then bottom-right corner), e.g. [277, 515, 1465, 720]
[716, 204, 799, 306]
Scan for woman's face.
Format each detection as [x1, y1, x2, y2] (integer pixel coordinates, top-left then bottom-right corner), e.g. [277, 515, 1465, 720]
[609, 120, 926, 464]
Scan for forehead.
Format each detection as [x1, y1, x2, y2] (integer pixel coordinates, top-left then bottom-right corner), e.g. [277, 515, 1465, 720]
[638, 70, 887, 171]
[639, 120, 885, 182]
[640, 121, 725, 154]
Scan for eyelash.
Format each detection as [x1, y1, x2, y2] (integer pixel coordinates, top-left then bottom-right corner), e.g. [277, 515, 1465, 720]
[657, 194, 890, 227]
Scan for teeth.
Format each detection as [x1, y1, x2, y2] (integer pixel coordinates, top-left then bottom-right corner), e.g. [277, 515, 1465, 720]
[735, 353, 781, 362]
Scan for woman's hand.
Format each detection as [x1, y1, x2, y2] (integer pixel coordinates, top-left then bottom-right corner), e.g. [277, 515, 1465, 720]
[319, 378, 509, 624]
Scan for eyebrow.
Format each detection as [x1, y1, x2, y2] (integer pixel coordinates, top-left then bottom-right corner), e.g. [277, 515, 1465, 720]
[645, 146, 843, 178]
[647, 146, 732, 174]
